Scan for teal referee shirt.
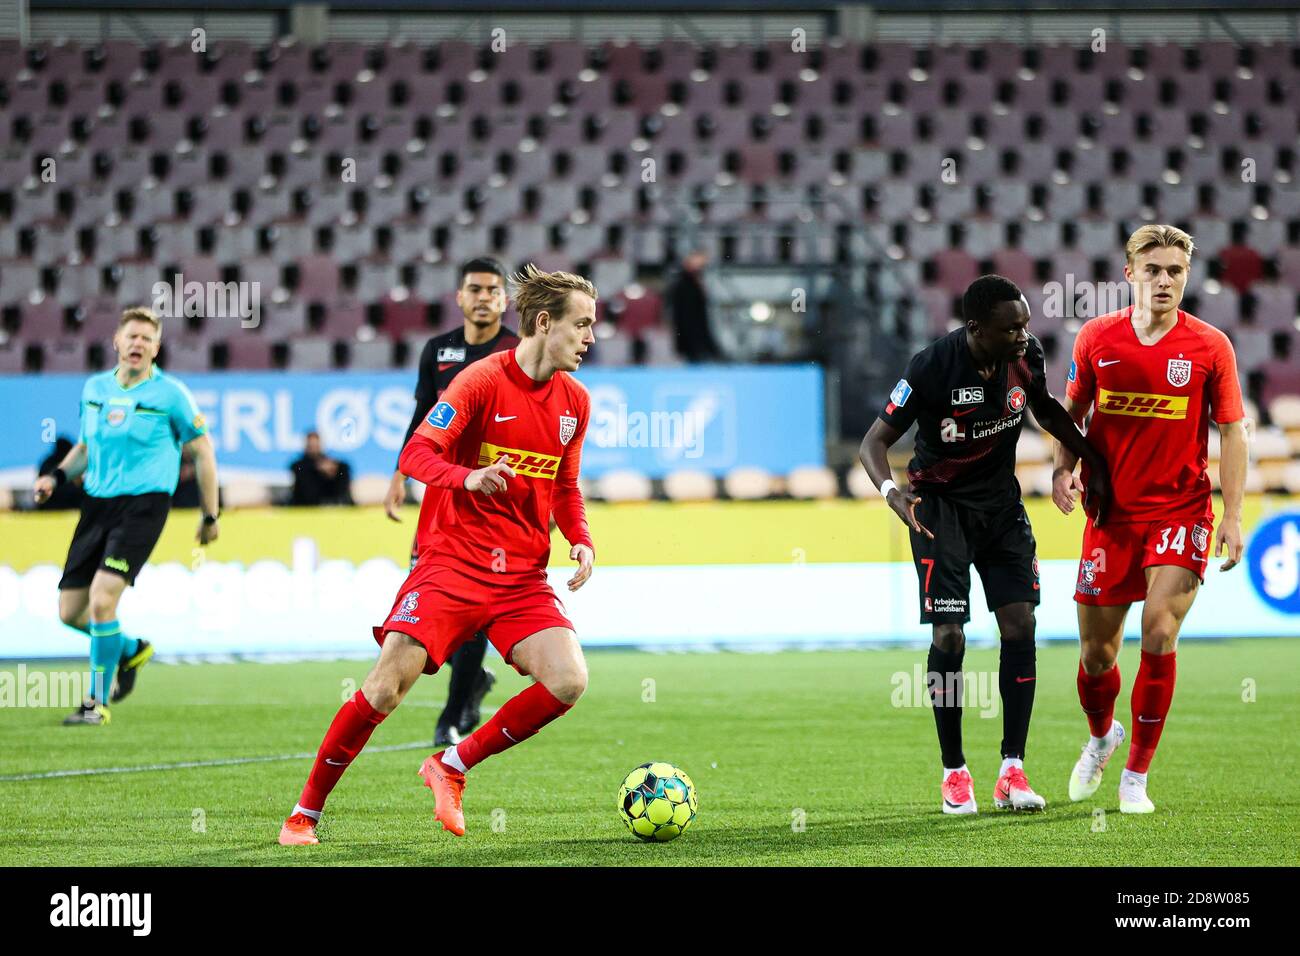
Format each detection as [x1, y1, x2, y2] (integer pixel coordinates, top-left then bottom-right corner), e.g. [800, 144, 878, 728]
[79, 366, 208, 498]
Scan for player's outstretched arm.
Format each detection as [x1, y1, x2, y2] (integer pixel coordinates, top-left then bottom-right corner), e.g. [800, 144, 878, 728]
[33, 441, 88, 504]
[1035, 394, 1109, 527]
[1216, 418, 1248, 571]
[859, 418, 933, 539]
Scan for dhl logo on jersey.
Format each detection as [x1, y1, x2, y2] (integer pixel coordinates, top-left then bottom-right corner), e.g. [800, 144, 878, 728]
[478, 442, 561, 480]
[1097, 388, 1189, 420]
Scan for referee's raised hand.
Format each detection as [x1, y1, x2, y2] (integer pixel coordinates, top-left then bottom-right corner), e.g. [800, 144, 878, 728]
[886, 486, 934, 540]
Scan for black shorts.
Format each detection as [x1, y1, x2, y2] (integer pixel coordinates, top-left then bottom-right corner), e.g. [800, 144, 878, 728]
[909, 495, 1040, 624]
[59, 492, 172, 589]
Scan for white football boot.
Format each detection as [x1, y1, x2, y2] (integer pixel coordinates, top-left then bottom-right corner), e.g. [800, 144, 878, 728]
[1118, 769, 1156, 814]
[1069, 720, 1126, 802]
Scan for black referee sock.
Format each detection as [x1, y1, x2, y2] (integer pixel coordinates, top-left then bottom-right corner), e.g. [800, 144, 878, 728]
[439, 631, 489, 727]
[998, 639, 1037, 760]
[926, 644, 966, 769]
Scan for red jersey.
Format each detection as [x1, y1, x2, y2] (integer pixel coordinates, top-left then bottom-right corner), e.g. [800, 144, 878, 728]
[1066, 307, 1243, 523]
[398, 349, 593, 586]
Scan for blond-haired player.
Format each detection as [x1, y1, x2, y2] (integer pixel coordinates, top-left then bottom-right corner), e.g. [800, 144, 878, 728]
[1052, 225, 1248, 812]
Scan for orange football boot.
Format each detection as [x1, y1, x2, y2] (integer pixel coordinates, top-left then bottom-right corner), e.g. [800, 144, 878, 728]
[278, 811, 320, 845]
[418, 752, 467, 836]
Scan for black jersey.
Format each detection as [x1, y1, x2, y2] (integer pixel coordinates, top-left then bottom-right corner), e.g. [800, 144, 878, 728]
[877, 328, 1049, 510]
[398, 325, 520, 462]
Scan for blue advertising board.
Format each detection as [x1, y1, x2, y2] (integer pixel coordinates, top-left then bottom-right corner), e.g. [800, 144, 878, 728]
[1247, 511, 1300, 617]
[0, 364, 825, 481]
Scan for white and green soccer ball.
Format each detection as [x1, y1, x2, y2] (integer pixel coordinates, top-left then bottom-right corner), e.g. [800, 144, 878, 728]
[617, 762, 698, 843]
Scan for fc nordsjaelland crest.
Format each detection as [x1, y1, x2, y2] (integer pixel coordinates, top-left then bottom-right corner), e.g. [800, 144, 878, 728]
[1167, 358, 1192, 388]
[1192, 524, 1209, 552]
[559, 415, 578, 446]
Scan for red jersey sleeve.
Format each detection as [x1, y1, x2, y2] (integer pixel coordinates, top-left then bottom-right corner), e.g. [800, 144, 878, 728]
[1207, 330, 1245, 424]
[398, 361, 493, 489]
[1065, 320, 1097, 407]
[552, 391, 594, 552]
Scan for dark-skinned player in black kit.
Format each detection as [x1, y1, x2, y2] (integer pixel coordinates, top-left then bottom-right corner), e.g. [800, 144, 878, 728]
[385, 257, 520, 747]
[860, 275, 1111, 815]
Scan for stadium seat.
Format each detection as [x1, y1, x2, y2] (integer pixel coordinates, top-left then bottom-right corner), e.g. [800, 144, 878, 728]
[663, 469, 718, 502]
[350, 475, 394, 506]
[786, 465, 839, 500]
[723, 467, 775, 500]
[596, 470, 652, 502]
[221, 478, 273, 509]
[845, 462, 884, 499]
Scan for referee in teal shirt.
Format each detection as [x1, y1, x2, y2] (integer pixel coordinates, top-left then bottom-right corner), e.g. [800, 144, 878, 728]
[34, 308, 221, 725]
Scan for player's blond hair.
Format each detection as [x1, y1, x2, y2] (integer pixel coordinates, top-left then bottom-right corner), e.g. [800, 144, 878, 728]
[510, 264, 597, 336]
[118, 307, 162, 333]
[1125, 224, 1195, 263]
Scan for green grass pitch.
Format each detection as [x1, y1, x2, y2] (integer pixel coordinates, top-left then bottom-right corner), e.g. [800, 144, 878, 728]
[1, 640, 1296, 866]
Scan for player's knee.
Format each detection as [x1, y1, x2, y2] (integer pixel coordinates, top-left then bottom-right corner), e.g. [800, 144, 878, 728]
[89, 594, 119, 623]
[1079, 645, 1117, 675]
[58, 604, 84, 628]
[1000, 616, 1035, 644]
[360, 674, 401, 713]
[931, 624, 965, 654]
[544, 661, 588, 705]
[1143, 621, 1179, 654]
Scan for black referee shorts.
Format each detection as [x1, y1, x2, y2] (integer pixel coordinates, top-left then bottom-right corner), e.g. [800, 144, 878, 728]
[59, 492, 172, 589]
[909, 494, 1040, 625]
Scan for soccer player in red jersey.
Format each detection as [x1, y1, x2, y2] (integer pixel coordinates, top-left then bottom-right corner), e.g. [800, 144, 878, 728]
[1051, 225, 1249, 813]
[279, 265, 597, 844]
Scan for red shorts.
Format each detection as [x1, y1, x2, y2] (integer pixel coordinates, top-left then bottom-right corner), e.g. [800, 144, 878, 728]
[1074, 509, 1214, 606]
[373, 563, 574, 675]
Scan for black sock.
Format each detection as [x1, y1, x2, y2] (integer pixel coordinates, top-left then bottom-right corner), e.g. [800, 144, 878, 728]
[438, 632, 489, 726]
[998, 639, 1037, 760]
[927, 643, 966, 769]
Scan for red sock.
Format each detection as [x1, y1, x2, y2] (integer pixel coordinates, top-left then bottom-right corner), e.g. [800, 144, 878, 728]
[298, 691, 387, 814]
[455, 682, 571, 771]
[1077, 661, 1121, 738]
[1127, 650, 1177, 773]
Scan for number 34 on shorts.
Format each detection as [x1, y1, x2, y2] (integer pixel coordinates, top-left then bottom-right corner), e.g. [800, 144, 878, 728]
[1076, 514, 1214, 605]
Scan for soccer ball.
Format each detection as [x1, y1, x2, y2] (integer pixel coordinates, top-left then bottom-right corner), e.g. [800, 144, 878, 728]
[617, 762, 698, 843]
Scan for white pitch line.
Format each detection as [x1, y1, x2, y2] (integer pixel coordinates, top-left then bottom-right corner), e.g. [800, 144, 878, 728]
[0, 704, 498, 783]
[0, 740, 434, 782]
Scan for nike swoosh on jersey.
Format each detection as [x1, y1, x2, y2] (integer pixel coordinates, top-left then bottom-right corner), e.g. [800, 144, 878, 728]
[494, 414, 518, 422]
[953, 407, 979, 417]
[1097, 359, 1121, 367]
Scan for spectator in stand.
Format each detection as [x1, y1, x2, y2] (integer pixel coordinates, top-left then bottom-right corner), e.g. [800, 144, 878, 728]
[37, 437, 85, 511]
[290, 432, 354, 506]
[1218, 221, 1264, 294]
[668, 250, 721, 363]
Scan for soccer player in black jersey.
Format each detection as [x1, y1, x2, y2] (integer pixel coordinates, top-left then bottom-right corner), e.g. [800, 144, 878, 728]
[860, 275, 1110, 814]
[385, 257, 520, 746]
